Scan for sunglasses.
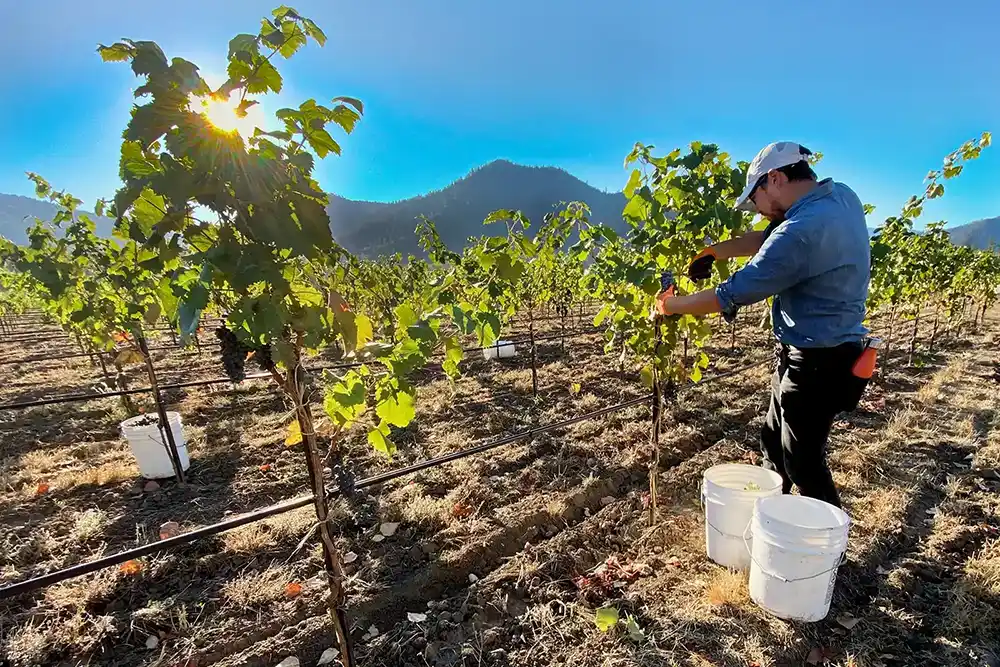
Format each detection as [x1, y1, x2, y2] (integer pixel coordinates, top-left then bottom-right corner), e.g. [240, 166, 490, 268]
[748, 172, 769, 206]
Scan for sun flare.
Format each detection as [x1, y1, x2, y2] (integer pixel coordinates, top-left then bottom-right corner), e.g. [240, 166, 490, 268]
[195, 95, 262, 137]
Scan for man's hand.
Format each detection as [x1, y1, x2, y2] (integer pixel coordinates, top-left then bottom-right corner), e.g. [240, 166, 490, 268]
[656, 290, 675, 316]
[687, 248, 717, 282]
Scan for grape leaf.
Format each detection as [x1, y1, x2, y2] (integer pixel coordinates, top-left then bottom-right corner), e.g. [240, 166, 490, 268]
[594, 607, 619, 632]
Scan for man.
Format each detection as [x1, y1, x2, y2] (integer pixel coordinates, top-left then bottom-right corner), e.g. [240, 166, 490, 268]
[657, 141, 870, 508]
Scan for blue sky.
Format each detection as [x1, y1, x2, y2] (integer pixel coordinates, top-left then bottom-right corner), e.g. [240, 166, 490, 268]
[2, 0, 998, 228]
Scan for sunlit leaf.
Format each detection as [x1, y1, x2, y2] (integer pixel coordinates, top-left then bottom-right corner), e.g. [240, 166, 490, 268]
[594, 606, 619, 632]
[284, 420, 303, 446]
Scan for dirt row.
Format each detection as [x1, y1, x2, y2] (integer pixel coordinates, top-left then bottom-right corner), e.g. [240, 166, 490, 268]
[2, 307, 991, 667]
[0, 309, 771, 667]
[224, 316, 998, 667]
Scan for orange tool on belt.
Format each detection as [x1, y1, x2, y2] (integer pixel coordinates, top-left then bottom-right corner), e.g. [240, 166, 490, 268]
[852, 337, 882, 379]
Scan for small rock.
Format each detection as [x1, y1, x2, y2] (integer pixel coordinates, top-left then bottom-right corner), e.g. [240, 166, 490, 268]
[371, 534, 385, 543]
[143, 480, 160, 493]
[274, 658, 299, 667]
[158, 521, 181, 540]
[317, 648, 339, 666]
[468, 573, 479, 583]
[407, 612, 428, 623]
[438, 611, 452, 623]
[412, 636, 427, 649]
[342, 551, 358, 564]
[587, 458, 598, 468]
[145, 635, 159, 650]
[379, 522, 399, 537]
[367, 624, 379, 638]
[600, 496, 615, 506]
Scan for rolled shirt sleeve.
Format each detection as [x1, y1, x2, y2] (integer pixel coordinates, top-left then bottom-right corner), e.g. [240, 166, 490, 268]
[715, 222, 809, 311]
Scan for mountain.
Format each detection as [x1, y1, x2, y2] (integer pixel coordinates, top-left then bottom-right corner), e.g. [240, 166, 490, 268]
[327, 160, 627, 256]
[948, 217, 1000, 250]
[0, 194, 114, 244]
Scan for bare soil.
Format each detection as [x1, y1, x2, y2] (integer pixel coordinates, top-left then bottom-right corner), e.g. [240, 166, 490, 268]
[1, 307, 997, 667]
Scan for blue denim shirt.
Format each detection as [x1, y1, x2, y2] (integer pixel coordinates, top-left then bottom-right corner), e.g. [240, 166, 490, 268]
[716, 179, 870, 348]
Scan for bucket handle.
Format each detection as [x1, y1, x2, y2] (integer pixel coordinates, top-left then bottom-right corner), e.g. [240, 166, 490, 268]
[742, 523, 846, 583]
[701, 485, 757, 539]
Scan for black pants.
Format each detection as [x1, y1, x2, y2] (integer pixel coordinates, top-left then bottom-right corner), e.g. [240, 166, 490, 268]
[760, 341, 865, 509]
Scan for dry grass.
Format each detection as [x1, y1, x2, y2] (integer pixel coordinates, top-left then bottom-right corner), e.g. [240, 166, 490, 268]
[946, 538, 1000, 634]
[383, 484, 452, 530]
[48, 459, 137, 490]
[853, 485, 909, 532]
[962, 538, 1000, 598]
[70, 508, 108, 542]
[704, 568, 750, 608]
[221, 506, 315, 554]
[220, 565, 294, 607]
[3, 621, 50, 667]
[44, 568, 120, 611]
[16, 449, 67, 476]
[2, 613, 116, 667]
[916, 359, 965, 405]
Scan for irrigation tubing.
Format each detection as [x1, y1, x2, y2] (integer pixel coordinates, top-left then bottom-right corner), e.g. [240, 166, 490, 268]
[0, 328, 606, 412]
[0, 356, 772, 600]
[0, 344, 190, 367]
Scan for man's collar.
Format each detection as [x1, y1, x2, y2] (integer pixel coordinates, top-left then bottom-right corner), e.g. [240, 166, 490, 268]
[786, 178, 833, 217]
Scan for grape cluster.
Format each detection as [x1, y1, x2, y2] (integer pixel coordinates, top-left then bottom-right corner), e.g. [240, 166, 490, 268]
[252, 344, 276, 373]
[329, 461, 357, 497]
[215, 326, 251, 382]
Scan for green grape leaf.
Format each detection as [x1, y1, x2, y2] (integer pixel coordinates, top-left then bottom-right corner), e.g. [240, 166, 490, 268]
[375, 384, 416, 427]
[442, 335, 463, 379]
[354, 313, 374, 349]
[143, 301, 161, 326]
[367, 421, 396, 458]
[475, 312, 502, 347]
[594, 607, 619, 632]
[228, 33, 259, 60]
[323, 370, 367, 427]
[625, 614, 645, 642]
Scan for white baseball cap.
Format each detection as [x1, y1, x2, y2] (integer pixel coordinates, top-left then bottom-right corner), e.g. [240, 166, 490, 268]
[735, 141, 814, 212]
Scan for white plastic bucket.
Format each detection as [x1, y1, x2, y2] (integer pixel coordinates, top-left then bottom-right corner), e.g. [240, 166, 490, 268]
[747, 495, 851, 622]
[702, 464, 783, 569]
[482, 340, 516, 361]
[120, 412, 190, 479]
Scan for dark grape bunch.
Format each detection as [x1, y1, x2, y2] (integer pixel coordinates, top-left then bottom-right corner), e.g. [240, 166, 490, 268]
[215, 326, 251, 382]
[251, 344, 276, 373]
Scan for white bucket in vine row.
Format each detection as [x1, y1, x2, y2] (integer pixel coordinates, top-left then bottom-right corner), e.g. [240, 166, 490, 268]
[120, 411, 190, 479]
[702, 464, 783, 569]
[482, 340, 516, 361]
[746, 495, 851, 622]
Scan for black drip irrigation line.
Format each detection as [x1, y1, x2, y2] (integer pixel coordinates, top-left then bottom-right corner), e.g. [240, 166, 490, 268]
[0, 328, 607, 412]
[0, 394, 650, 600]
[0, 355, 772, 601]
[0, 344, 189, 367]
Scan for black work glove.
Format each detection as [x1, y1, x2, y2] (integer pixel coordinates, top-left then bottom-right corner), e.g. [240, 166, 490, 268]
[687, 248, 717, 282]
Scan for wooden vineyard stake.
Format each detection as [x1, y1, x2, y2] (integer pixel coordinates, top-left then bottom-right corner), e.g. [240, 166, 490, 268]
[287, 354, 353, 667]
[135, 330, 186, 483]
